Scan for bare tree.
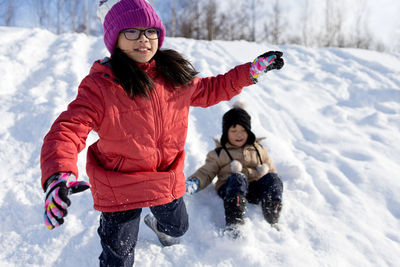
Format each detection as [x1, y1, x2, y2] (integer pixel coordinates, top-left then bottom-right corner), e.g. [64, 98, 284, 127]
[350, 0, 373, 49]
[0, 0, 16, 26]
[6, 0, 14, 26]
[264, 0, 285, 44]
[34, 0, 49, 28]
[301, 0, 312, 46]
[169, 0, 177, 37]
[321, 0, 344, 47]
[204, 0, 218, 40]
[68, 0, 79, 32]
[84, 0, 89, 34]
[246, 0, 264, 42]
[219, 1, 248, 41]
[272, 1, 282, 44]
[248, 0, 256, 42]
[160, 0, 185, 38]
[179, 1, 201, 39]
[56, 0, 63, 34]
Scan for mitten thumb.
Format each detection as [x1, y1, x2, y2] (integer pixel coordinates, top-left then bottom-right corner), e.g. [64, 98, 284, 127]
[67, 181, 91, 194]
[259, 51, 283, 59]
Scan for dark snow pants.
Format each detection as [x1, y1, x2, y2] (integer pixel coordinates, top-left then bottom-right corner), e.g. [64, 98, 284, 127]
[218, 173, 249, 199]
[98, 197, 188, 267]
[218, 172, 283, 203]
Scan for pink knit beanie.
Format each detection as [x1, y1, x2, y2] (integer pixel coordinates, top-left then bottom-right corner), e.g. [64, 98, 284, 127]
[97, 0, 165, 54]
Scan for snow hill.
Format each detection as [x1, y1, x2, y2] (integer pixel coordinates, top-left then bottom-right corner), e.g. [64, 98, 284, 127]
[1, 26, 400, 267]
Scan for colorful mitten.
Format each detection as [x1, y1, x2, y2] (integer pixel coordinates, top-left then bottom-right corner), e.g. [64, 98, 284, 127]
[186, 178, 200, 195]
[250, 51, 284, 83]
[44, 172, 90, 230]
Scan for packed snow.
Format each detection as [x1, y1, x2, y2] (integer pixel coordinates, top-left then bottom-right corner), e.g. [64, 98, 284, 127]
[0, 26, 400, 267]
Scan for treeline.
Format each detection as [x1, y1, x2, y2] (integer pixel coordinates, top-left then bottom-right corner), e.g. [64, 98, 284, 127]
[0, 0, 97, 34]
[159, 0, 387, 51]
[0, 0, 394, 51]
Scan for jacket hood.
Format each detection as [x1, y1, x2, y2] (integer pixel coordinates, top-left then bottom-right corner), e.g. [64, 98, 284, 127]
[89, 58, 115, 78]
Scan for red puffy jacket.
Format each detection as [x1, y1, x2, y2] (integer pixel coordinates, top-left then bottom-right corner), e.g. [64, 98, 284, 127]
[41, 59, 253, 212]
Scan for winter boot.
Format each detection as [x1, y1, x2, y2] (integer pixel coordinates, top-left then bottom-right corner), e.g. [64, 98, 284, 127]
[144, 213, 180, 246]
[224, 194, 247, 226]
[261, 198, 282, 225]
[223, 194, 247, 239]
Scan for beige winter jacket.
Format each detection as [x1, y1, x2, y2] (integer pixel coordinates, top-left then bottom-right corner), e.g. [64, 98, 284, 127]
[190, 138, 277, 192]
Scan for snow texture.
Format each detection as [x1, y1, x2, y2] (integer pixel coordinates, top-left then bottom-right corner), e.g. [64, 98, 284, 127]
[0, 26, 400, 267]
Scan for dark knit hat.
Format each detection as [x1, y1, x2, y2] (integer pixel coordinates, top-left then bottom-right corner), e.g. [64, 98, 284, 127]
[97, 0, 165, 54]
[220, 101, 256, 146]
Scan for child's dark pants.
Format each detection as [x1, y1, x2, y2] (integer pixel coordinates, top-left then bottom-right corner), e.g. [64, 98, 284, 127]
[247, 172, 283, 204]
[217, 172, 283, 226]
[98, 197, 188, 267]
[218, 172, 283, 203]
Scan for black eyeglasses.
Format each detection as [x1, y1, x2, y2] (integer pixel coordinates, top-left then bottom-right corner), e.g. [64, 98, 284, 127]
[121, 28, 161, 40]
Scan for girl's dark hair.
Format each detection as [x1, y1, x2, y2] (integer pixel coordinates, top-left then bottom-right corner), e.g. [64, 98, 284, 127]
[111, 48, 198, 98]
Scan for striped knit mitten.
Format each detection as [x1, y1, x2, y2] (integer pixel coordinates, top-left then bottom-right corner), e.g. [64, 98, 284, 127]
[44, 172, 90, 230]
[250, 51, 284, 83]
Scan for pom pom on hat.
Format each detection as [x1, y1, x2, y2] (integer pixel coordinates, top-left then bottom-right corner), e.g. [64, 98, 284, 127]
[232, 100, 247, 110]
[97, 0, 165, 54]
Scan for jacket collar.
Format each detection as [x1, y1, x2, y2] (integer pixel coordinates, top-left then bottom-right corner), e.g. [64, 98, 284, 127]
[137, 59, 156, 72]
[213, 136, 266, 149]
[89, 57, 157, 82]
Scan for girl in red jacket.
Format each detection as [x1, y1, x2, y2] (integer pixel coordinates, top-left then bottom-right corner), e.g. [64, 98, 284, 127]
[41, 0, 284, 265]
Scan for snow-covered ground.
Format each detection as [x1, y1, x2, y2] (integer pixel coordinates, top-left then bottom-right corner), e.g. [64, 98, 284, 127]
[0, 26, 400, 267]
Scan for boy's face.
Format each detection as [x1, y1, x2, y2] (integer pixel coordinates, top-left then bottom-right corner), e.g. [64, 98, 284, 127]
[227, 124, 248, 148]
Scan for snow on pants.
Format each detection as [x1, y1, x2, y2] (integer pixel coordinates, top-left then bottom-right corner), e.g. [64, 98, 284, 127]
[217, 173, 249, 200]
[247, 172, 283, 204]
[98, 197, 188, 267]
[218, 172, 283, 203]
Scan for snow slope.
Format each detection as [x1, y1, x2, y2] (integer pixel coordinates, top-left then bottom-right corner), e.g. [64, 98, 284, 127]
[0, 26, 400, 267]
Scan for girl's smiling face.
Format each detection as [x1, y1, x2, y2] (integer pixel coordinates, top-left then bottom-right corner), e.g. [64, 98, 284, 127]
[117, 27, 158, 63]
[227, 124, 248, 147]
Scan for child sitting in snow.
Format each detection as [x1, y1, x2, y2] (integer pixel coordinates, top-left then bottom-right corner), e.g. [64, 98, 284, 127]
[186, 102, 283, 233]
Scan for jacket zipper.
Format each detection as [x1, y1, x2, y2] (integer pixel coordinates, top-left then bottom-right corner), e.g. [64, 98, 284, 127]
[150, 89, 163, 167]
[113, 156, 125, 171]
[170, 171, 176, 199]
